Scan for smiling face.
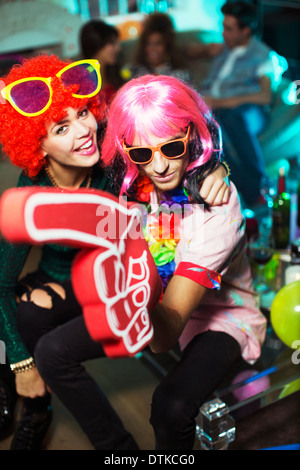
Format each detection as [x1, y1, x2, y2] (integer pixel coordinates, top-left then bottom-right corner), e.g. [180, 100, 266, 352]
[132, 127, 190, 194]
[41, 106, 100, 170]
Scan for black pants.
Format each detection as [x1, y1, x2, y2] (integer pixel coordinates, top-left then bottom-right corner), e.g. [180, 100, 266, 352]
[150, 330, 241, 450]
[15, 270, 138, 450]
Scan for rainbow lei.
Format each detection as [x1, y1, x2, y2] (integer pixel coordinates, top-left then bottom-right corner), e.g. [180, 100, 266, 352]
[134, 175, 190, 288]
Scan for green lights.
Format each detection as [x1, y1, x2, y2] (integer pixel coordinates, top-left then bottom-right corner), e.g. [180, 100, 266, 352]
[282, 192, 291, 201]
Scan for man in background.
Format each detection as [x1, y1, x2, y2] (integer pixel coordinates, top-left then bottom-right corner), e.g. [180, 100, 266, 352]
[196, 1, 287, 206]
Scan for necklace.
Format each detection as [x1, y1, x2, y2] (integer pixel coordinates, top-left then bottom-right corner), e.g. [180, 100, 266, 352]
[45, 166, 92, 189]
[135, 175, 190, 288]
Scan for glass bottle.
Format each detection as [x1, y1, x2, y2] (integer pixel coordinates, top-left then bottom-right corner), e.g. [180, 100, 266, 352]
[272, 168, 290, 249]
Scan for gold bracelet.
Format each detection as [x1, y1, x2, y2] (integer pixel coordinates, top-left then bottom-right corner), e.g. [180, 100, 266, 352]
[220, 160, 231, 176]
[10, 357, 36, 374]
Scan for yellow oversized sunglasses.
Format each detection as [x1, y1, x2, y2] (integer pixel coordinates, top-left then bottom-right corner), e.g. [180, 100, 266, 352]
[0, 59, 101, 117]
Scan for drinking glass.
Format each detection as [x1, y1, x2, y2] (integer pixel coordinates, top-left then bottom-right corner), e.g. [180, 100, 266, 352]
[249, 233, 275, 293]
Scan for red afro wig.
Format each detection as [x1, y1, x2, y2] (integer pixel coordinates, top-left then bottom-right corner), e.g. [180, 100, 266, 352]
[0, 54, 106, 177]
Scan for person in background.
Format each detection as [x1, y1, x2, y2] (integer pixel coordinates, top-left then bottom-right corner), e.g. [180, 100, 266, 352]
[185, 40, 224, 61]
[0, 54, 228, 450]
[101, 73, 267, 450]
[198, 2, 287, 206]
[80, 19, 124, 105]
[129, 12, 191, 83]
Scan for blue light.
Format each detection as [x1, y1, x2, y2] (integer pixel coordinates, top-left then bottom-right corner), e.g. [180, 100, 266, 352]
[268, 51, 288, 90]
[138, 0, 156, 14]
[282, 81, 299, 106]
[157, 1, 168, 13]
[79, 0, 90, 20]
[243, 208, 255, 218]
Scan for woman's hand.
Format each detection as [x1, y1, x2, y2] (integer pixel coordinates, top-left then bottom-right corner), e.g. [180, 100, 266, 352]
[15, 367, 47, 399]
[200, 164, 230, 205]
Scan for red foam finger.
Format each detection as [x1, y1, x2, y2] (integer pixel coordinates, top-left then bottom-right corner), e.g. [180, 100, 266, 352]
[102, 338, 136, 358]
[0, 186, 142, 249]
[72, 248, 122, 341]
[72, 236, 162, 356]
[0, 187, 35, 243]
[0, 186, 162, 358]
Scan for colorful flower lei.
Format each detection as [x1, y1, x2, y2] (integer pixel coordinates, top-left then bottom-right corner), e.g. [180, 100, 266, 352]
[134, 175, 191, 288]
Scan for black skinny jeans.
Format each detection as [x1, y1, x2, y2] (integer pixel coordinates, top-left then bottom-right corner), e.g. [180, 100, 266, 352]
[16, 272, 242, 450]
[150, 330, 242, 450]
[15, 270, 138, 450]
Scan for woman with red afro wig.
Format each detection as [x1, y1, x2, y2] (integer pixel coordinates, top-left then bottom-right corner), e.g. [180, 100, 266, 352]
[0, 54, 140, 451]
[0, 54, 105, 177]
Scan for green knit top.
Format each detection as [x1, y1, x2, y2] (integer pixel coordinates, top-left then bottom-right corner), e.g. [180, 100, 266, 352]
[0, 164, 114, 363]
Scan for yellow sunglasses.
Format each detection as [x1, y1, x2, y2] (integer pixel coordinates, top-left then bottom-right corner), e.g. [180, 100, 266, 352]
[1, 59, 101, 117]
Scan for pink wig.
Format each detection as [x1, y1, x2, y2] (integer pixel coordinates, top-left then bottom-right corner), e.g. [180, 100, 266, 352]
[101, 74, 221, 195]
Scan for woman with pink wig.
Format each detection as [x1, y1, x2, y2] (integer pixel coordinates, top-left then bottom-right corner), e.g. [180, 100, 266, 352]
[102, 74, 267, 449]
